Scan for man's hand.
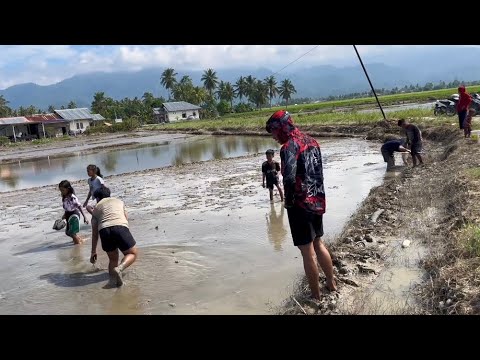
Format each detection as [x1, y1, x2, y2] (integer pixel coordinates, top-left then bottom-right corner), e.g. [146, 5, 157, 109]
[90, 253, 97, 264]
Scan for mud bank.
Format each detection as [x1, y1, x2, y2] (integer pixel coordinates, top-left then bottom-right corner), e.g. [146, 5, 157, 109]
[281, 126, 480, 315]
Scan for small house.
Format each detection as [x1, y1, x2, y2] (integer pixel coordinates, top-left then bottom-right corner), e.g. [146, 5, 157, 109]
[153, 101, 201, 123]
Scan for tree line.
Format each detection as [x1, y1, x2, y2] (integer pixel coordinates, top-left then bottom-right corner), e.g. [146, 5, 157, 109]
[1, 76, 480, 120]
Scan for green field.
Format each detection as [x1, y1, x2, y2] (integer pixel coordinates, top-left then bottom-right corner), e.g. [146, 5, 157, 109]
[221, 85, 480, 120]
[147, 108, 461, 132]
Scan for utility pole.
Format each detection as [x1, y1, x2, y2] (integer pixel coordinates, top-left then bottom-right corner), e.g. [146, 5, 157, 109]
[353, 45, 386, 120]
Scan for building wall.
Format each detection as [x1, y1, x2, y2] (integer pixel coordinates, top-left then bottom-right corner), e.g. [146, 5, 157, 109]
[167, 109, 200, 122]
[68, 119, 90, 132]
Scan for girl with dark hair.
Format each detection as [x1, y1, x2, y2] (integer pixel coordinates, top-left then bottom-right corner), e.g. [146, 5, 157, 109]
[83, 164, 106, 215]
[58, 180, 88, 245]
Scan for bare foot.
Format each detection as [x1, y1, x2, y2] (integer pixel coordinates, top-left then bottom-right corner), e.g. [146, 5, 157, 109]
[326, 278, 338, 292]
[113, 266, 124, 287]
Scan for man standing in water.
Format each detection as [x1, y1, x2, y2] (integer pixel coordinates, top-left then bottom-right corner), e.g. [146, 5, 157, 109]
[90, 187, 138, 287]
[266, 110, 337, 300]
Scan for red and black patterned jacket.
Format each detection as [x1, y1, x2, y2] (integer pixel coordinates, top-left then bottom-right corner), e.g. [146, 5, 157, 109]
[280, 127, 326, 215]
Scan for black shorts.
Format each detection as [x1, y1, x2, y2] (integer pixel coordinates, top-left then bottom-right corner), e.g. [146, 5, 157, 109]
[99, 225, 136, 253]
[266, 177, 278, 189]
[287, 206, 324, 247]
[410, 142, 423, 155]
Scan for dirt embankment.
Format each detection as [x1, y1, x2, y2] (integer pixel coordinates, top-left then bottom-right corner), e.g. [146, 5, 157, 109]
[280, 125, 480, 315]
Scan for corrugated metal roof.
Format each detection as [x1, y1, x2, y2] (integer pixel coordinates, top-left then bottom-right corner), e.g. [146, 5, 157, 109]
[92, 113, 105, 121]
[153, 108, 163, 115]
[25, 114, 66, 123]
[163, 102, 202, 112]
[54, 108, 94, 120]
[0, 117, 30, 125]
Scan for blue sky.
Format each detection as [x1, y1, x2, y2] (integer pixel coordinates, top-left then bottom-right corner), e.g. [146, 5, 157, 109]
[0, 45, 474, 90]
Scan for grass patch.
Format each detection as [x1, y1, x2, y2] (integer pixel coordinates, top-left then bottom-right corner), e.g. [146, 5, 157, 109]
[458, 224, 480, 257]
[147, 108, 453, 132]
[218, 85, 480, 120]
[466, 167, 480, 179]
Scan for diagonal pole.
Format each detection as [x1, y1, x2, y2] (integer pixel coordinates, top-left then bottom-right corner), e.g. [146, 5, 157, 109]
[353, 45, 386, 120]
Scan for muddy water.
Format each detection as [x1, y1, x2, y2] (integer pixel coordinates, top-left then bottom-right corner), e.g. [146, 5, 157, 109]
[0, 137, 387, 314]
[0, 136, 278, 192]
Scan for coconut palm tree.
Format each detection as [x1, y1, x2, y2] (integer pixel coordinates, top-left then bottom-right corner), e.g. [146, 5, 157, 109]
[201, 68, 219, 98]
[160, 68, 178, 100]
[278, 79, 297, 109]
[234, 76, 248, 103]
[264, 76, 278, 108]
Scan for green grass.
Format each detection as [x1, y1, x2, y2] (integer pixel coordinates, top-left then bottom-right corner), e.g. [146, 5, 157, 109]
[146, 108, 455, 132]
[466, 167, 480, 179]
[459, 224, 480, 257]
[222, 85, 480, 120]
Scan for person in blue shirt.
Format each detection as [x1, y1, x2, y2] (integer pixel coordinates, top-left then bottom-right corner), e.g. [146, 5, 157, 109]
[381, 139, 411, 171]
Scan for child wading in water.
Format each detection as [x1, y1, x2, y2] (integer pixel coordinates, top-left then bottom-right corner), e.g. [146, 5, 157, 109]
[83, 164, 105, 215]
[262, 149, 284, 202]
[59, 180, 88, 245]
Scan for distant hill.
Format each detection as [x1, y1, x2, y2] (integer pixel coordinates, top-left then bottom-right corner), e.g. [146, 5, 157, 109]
[3, 46, 480, 110]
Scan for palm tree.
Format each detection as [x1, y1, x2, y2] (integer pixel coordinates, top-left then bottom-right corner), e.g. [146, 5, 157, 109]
[142, 92, 155, 107]
[91, 92, 108, 115]
[223, 82, 236, 111]
[201, 68, 219, 98]
[244, 75, 256, 104]
[48, 105, 55, 113]
[160, 68, 178, 100]
[250, 80, 269, 109]
[216, 81, 236, 111]
[264, 76, 278, 108]
[234, 76, 247, 103]
[278, 79, 297, 109]
[67, 101, 77, 109]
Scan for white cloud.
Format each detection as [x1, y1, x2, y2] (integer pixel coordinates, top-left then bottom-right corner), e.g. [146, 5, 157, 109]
[0, 45, 471, 90]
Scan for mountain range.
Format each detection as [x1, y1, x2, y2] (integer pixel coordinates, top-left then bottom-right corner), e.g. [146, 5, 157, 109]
[2, 46, 480, 110]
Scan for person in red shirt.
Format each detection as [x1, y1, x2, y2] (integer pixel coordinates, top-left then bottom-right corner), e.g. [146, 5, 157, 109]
[457, 85, 472, 130]
[266, 110, 337, 299]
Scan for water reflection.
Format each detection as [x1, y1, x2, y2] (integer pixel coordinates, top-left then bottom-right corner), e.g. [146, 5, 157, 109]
[265, 203, 289, 251]
[101, 152, 119, 173]
[0, 136, 278, 192]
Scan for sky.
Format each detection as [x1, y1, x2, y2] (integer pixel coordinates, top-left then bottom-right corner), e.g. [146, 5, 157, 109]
[0, 45, 476, 90]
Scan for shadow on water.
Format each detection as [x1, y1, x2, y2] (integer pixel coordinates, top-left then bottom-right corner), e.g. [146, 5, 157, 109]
[39, 271, 109, 287]
[13, 241, 72, 256]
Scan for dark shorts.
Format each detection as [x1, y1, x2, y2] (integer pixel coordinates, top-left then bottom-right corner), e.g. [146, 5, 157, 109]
[287, 206, 324, 247]
[266, 177, 279, 189]
[99, 225, 136, 253]
[381, 149, 394, 163]
[410, 142, 423, 155]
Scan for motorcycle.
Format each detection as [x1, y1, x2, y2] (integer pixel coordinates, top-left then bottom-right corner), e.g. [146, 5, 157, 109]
[434, 98, 457, 116]
[470, 93, 480, 112]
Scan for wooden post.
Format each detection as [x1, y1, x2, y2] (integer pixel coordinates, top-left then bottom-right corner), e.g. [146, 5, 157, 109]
[12, 125, 16, 142]
[42, 122, 46, 138]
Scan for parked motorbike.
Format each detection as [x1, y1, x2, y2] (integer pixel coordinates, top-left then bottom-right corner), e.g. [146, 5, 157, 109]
[434, 98, 456, 116]
[434, 93, 480, 116]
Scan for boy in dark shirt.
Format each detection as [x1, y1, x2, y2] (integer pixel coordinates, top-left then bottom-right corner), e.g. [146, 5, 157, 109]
[262, 149, 284, 202]
[381, 139, 411, 171]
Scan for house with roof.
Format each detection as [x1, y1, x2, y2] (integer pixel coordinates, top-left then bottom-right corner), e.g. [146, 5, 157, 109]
[53, 108, 105, 134]
[153, 101, 202, 123]
[0, 114, 67, 141]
